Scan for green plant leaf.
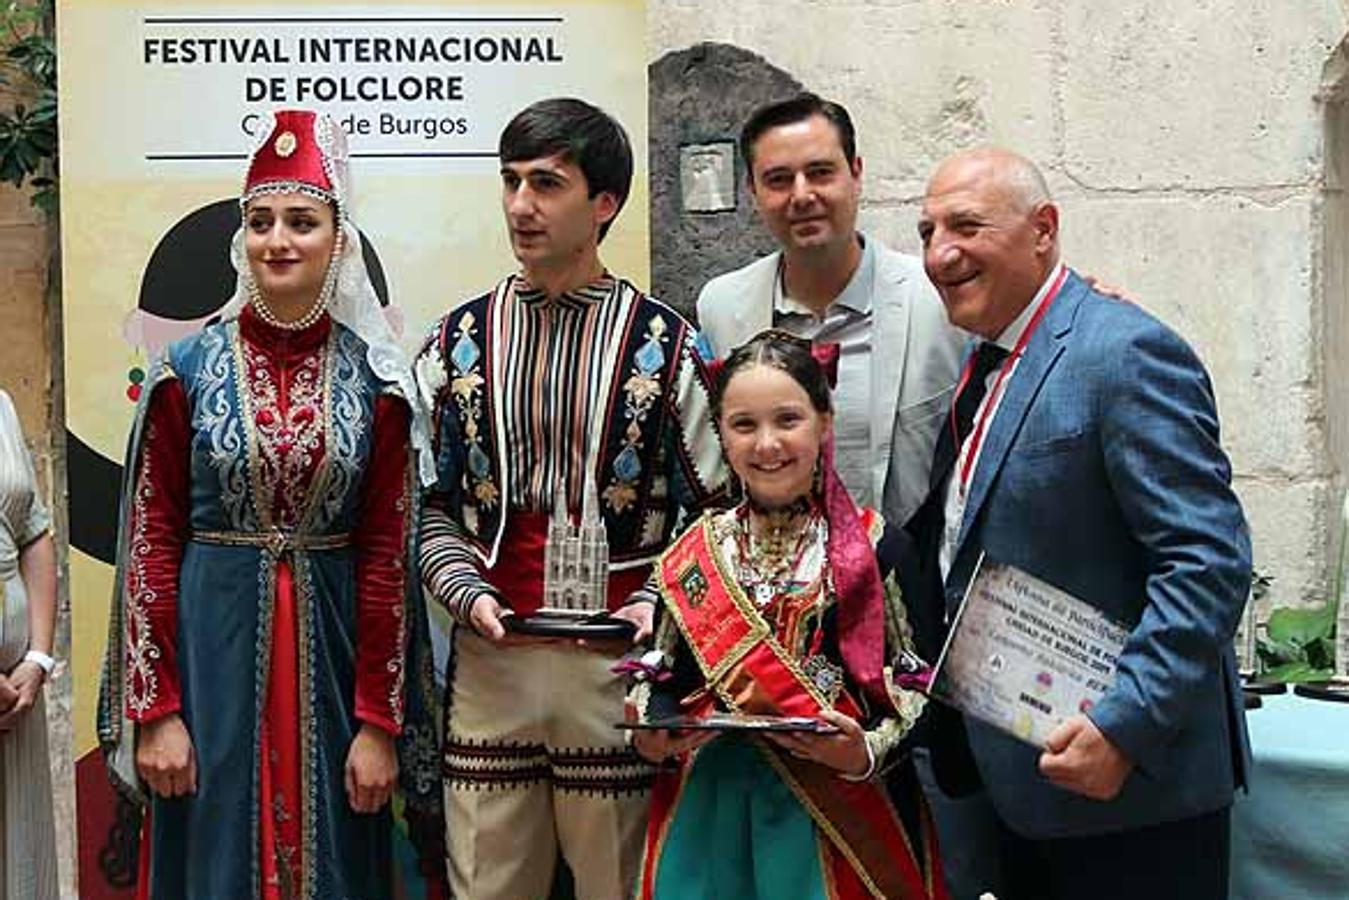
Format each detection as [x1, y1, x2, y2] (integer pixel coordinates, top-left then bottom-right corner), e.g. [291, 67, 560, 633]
[1265, 605, 1336, 645]
[1261, 660, 1334, 683]
[1256, 634, 1306, 666]
[0, 2, 58, 212]
[31, 182, 55, 213]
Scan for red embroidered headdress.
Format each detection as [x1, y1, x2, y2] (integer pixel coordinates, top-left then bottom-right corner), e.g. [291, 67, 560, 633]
[241, 109, 347, 212]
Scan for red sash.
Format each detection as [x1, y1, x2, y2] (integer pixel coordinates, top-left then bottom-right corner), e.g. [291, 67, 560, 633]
[651, 518, 941, 900]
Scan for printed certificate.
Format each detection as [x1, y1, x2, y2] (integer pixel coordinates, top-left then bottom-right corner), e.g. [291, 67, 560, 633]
[930, 557, 1130, 748]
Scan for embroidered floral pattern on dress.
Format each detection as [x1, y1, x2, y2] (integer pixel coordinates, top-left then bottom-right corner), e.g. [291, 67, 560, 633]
[313, 329, 366, 530]
[384, 481, 411, 728]
[400, 722, 441, 796]
[602, 313, 668, 514]
[414, 334, 449, 412]
[446, 310, 499, 508]
[124, 422, 163, 717]
[270, 790, 301, 897]
[241, 337, 327, 528]
[199, 326, 252, 529]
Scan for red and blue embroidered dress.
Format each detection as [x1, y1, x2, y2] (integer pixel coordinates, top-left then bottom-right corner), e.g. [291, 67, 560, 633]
[99, 306, 439, 899]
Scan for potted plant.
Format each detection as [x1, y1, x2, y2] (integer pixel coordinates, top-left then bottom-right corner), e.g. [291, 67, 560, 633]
[1254, 491, 1348, 694]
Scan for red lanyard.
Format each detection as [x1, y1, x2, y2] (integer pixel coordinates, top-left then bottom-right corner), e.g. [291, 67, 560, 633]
[953, 265, 1068, 492]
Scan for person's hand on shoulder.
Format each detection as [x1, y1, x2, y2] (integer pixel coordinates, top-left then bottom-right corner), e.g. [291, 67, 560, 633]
[1082, 273, 1136, 304]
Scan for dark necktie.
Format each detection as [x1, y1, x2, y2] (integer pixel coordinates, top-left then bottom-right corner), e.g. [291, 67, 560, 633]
[930, 342, 1010, 489]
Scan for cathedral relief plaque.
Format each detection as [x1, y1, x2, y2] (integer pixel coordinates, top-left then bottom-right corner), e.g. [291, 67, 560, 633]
[505, 475, 637, 640]
[680, 142, 737, 213]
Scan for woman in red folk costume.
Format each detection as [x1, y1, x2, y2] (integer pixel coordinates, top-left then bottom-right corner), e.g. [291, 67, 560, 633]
[97, 109, 442, 899]
[629, 331, 948, 900]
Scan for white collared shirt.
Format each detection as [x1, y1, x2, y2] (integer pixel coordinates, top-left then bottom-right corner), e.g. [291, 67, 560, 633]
[773, 237, 878, 506]
[939, 261, 1066, 580]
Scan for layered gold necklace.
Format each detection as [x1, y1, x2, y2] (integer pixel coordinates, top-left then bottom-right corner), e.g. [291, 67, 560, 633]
[736, 497, 820, 607]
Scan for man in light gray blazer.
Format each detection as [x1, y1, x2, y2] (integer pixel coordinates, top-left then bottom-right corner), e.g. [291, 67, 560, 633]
[696, 93, 964, 526]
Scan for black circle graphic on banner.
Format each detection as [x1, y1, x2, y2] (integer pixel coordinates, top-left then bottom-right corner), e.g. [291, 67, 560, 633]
[67, 430, 122, 565]
[138, 199, 239, 320]
[71, 200, 392, 565]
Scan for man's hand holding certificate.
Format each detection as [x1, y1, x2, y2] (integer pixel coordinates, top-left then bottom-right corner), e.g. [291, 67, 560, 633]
[930, 557, 1131, 751]
[1039, 714, 1134, 801]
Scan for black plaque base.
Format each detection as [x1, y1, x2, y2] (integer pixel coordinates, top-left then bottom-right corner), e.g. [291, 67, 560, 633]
[504, 609, 636, 641]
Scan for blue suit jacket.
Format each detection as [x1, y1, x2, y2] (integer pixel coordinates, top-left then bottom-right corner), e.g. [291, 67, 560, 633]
[940, 270, 1252, 839]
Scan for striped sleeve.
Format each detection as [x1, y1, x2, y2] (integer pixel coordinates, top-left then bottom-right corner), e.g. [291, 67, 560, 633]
[418, 504, 500, 625]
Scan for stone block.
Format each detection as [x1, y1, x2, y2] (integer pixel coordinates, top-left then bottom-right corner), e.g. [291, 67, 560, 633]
[1237, 477, 1334, 613]
[1321, 104, 1349, 506]
[0, 182, 45, 228]
[858, 202, 925, 257]
[1064, 191, 1322, 477]
[1062, 1, 1344, 189]
[649, 42, 800, 315]
[651, 0, 1059, 203]
[0, 222, 50, 433]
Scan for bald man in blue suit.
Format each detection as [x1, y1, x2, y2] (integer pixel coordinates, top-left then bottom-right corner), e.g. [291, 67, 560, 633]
[909, 147, 1251, 900]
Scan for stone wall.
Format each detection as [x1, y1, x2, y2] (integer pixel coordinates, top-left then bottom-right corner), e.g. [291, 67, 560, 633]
[651, 0, 1349, 616]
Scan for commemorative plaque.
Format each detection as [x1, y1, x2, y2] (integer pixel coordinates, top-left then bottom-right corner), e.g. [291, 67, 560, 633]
[930, 557, 1130, 748]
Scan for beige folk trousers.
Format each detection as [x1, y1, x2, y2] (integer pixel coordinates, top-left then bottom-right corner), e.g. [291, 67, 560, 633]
[445, 629, 651, 900]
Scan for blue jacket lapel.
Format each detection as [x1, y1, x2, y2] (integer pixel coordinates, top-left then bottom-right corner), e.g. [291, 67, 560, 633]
[955, 270, 1088, 553]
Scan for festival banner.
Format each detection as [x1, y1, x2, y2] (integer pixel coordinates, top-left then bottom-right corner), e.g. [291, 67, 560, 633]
[57, 1, 647, 894]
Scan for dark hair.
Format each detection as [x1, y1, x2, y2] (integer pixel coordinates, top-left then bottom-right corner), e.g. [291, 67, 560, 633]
[739, 92, 858, 180]
[498, 97, 633, 241]
[711, 330, 833, 422]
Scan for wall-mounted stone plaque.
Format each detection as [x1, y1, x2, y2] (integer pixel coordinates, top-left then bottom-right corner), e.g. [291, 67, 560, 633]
[680, 142, 736, 213]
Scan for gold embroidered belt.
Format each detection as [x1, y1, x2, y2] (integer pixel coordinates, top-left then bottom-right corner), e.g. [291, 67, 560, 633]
[190, 529, 352, 556]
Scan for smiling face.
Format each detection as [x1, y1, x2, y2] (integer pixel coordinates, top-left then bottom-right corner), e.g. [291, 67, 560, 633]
[747, 114, 862, 259]
[718, 363, 833, 510]
[244, 192, 338, 310]
[918, 153, 1058, 339]
[500, 153, 617, 277]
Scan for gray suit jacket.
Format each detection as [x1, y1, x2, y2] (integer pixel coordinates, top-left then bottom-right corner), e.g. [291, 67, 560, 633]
[696, 237, 964, 525]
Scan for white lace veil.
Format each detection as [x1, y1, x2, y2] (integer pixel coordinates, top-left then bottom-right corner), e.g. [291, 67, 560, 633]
[218, 110, 435, 486]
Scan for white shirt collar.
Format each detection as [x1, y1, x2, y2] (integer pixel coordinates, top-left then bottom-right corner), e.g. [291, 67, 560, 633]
[774, 234, 875, 318]
[993, 260, 1065, 351]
